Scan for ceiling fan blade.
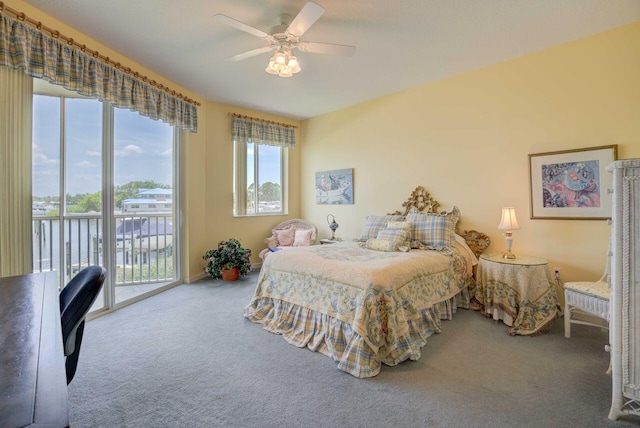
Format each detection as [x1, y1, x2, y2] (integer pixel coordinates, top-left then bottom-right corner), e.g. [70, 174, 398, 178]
[286, 2, 325, 37]
[213, 14, 269, 39]
[298, 42, 356, 57]
[225, 46, 274, 62]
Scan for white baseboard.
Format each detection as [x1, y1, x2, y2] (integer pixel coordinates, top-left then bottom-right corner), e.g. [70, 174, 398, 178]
[251, 262, 262, 271]
[185, 271, 207, 283]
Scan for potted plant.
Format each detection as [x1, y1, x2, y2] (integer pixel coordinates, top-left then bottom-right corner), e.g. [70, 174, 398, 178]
[203, 238, 252, 281]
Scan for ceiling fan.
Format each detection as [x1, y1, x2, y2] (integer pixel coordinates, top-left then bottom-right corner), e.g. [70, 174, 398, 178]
[213, 1, 356, 77]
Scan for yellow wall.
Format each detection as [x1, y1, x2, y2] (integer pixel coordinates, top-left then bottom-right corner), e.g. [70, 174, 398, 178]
[4, 0, 301, 282]
[201, 103, 301, 280]
[301, 21, 640, 304]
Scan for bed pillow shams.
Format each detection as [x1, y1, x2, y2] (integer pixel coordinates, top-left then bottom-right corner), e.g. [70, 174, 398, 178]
[407, 206, 460, 251]
[357, 215, 405, 242]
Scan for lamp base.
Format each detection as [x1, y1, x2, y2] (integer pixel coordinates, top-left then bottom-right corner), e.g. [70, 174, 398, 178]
[503, 232, 516, 260]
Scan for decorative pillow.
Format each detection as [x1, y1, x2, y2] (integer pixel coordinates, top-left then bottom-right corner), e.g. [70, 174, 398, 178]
[383, 221, 412, 246]
[293, 228, 314, 247]
[366, 238, 401, 252]
[273, 226, 295, 247]
[386, 220, 412, 230]
[357, 215, 405, 242]
[407, 206, 460, 251]
[376, 227, 411, 246]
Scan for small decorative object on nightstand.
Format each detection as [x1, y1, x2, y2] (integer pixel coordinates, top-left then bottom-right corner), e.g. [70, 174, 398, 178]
[498, 207, 520, 259]
[327, 214, 339, 240]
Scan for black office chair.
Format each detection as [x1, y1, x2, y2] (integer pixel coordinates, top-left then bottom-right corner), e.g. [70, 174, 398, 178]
[59, 265, 106, 384]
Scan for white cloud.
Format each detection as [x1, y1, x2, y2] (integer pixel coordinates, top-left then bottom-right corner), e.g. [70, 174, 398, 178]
[115, 144, 143, 157]
[158, 148, 172, 157]
[33, 169, 58, 176]
[76, 160, 95, 168]
[87, 150, 101, 157]
[33, 144, 58, 166]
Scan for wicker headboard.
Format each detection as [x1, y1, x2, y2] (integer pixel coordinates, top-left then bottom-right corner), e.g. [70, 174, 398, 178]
[389, 186, 490, 257]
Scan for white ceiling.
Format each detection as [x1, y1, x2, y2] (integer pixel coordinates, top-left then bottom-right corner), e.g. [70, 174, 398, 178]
[23, 0, 640, 120]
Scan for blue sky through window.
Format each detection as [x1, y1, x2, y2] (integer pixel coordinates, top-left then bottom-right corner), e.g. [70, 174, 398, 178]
[32, 95, 173, 197]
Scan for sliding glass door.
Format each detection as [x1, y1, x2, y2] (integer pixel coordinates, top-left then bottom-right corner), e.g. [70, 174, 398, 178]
[113, 107, 177, 304]
[32, 82, 180, 313]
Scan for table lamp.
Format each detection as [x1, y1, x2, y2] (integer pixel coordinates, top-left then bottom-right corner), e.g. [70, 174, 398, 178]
[498, 207, 520, 260]
[327, 214, 339, 240]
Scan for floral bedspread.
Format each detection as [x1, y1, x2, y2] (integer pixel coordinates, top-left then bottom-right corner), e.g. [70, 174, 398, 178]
[244, 241, 474, 377]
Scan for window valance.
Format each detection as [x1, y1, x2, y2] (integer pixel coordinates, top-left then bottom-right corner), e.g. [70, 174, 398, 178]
[232, 117, 296, 148]
[0, 13, 198, 132]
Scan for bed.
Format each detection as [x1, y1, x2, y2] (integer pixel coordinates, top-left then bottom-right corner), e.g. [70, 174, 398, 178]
[244, 187, 490, 378]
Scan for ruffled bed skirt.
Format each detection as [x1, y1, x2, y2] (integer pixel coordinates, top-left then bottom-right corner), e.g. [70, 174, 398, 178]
[244, 288, 471, 378]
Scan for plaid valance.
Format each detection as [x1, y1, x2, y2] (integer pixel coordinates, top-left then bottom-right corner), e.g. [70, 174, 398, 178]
[232, 117, 296, 148]
[0, 14, 198, 132]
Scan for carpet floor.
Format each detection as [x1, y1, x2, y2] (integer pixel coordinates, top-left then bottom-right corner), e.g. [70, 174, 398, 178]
[69, 272, 639, 427]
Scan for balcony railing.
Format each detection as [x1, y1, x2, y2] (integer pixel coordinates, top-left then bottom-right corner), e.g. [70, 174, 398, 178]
[33, 213, 174, 286]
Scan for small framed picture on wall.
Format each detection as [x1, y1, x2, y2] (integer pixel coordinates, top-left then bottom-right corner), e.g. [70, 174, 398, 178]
[315, 168, 353, 205]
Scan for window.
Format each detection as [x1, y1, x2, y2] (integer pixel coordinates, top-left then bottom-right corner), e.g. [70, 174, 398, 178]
[234, 141, 287, 216]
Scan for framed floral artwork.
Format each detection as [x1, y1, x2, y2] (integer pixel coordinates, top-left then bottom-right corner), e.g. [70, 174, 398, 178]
[529, 145, 617, 219]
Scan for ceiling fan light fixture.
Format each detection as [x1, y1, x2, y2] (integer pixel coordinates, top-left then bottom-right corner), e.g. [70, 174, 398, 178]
[265, 50, 301, 77]
[287, 55, 301, 74]
[265, 63, 279, 75]
[274, 49, 287, 65]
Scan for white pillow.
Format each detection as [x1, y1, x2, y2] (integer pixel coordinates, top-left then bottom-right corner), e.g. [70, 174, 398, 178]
[293, 229, 314, 246]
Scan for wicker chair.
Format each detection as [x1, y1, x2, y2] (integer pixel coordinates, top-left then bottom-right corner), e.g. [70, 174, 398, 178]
[258, 219, 318, 262]
[564, 245, 611, 338]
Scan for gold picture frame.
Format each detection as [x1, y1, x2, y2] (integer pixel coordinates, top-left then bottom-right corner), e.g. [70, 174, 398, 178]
[528, 145, 618, 220]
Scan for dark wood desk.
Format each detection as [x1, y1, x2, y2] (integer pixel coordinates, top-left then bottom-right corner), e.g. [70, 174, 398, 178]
[0, 271, 69, 428]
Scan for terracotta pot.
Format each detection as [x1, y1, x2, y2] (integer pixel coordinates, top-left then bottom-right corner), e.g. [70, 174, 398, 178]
[221, 267, 239, 281]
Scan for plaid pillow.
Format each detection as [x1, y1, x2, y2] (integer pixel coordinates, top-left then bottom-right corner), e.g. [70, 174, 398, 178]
[407, 206, 460, 251]
[384, 221, 412, 245]
[357, 215, 405, 241]
[386, 221, 412, 231]
[377, 227, 411, 246]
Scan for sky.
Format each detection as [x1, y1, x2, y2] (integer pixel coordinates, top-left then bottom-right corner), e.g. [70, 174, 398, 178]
[32, 94, 174, 197]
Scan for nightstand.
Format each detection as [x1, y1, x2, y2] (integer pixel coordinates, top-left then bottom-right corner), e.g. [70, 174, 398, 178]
[475, 253, 559, 335]
[319, 238, 341, 245]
